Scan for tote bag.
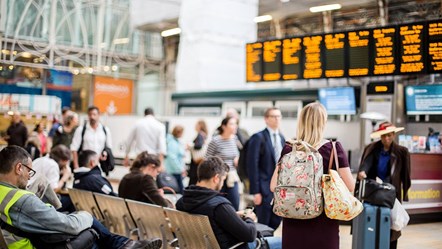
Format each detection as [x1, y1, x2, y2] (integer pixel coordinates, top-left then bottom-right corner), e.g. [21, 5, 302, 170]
[322, 142, 363, 221]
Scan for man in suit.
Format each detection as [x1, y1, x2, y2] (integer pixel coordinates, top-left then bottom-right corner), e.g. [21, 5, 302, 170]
[246, 107, 285, 229]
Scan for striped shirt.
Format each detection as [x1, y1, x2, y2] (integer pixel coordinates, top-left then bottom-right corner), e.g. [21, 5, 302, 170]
[205, 135, 239, 171]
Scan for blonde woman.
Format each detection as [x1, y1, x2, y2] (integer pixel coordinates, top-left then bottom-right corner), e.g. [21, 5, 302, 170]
[270, 102, 354, 249]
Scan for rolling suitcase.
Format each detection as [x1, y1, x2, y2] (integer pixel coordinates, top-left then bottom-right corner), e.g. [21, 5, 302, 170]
[377, 207, 391, 249]
[352, 203, 377, 249]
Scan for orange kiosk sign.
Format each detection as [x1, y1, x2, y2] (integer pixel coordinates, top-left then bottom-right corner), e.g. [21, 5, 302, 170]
[93, 76, 133, 114]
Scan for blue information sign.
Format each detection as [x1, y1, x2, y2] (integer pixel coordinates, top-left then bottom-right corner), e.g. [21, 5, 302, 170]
[319, 87, 356, 115]
[406, 85, 442, 115]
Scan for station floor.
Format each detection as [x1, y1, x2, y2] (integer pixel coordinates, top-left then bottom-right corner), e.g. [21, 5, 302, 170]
[272, 219, 442, 249]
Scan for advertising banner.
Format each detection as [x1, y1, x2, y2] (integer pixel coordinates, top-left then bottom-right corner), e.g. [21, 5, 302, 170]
[93, 76, 133, 115]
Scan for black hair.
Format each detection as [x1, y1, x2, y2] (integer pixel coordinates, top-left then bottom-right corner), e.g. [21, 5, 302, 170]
[50, 145, 71, 164]
[78, 150, 97, 168]
[197, 156, 229, 182]
[144, 107, 154, 116]
[0, 146, 31, 174]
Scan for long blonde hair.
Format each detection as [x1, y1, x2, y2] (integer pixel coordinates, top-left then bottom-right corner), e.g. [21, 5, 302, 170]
[296, 102, 328, 148]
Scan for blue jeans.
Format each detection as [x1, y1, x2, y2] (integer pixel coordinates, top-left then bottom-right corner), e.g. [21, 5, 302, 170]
[248, 236, 282, 249]
[91, 217, 129, 249]
[221, 181, 239, 211]
[172, 174, 184, 194]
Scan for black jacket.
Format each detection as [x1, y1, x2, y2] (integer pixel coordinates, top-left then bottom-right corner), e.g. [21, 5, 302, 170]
[73, 166, 117, 196]
[176, 186, 256, 249]
[359, 141, 411, 202]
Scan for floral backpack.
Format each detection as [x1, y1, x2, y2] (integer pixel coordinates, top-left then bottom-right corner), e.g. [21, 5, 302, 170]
[273, 140, 324, 219]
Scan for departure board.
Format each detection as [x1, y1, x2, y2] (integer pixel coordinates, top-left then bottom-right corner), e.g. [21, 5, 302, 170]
[324, 33, 346, 78]
[245, 19, 442, 82]
[399, 23, 425, 73]
[303, 35, 323, 79]
[263, 40, 282, 81]
[348, 30, 371, 77]
[428, 21, 442, 73]
[246, 42, 263, 82]
[282, 38, 303, 80]
[373, 27, 397, 75]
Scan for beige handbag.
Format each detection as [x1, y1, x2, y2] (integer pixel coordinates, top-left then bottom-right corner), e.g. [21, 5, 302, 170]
[322, 142, 363, 221]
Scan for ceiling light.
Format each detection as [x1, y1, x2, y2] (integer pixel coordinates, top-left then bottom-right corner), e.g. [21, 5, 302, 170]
[111, 65, 118, 71]
[113, 38, 130, 44]
[21, 52, 32, 58]
[161, 28, 181, 37]
[254, 15, 273, 23]
[309, 4, 341, 13]
[280, 0, 290, 2]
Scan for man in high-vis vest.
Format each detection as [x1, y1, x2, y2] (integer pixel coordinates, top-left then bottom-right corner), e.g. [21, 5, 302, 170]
[0, 145, 162, 249]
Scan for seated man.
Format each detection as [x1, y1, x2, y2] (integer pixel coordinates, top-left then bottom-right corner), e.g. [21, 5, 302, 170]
[176, 156, 282, 249]
[74, 150, 117, 196]
[28, 144, 74, 212]
[0, 145, 162, 249]
[28, 144, 72, 192]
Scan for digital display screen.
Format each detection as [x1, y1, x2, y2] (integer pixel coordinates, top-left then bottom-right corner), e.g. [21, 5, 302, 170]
[303, 35, 324, 79]
[406, 85, 442, 115]
[263, 40, 282, 81]
[373, 27, 397, 75]
[399, 23, 425, 73]
[348, 30, 371, 77]
[427, 21, 442, 73]
[324, 33, 346, 78]
[282, 37, 303, 80]
[246, 42, 263, 82]
[246, 19, 442, 82]
[318, 87, 357, 115]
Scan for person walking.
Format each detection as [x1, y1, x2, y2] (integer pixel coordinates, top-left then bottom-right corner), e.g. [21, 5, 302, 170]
[165, 125, 186, 194]
[124, 107, 167, 167]
[188, 120, 208, 185]
[70, 106, 112, 169]
[270, 102, 354, 249]
[53, 111, 79, 148]
[206, 116, 240, 210]
[5, 112, 28, 148]
[247, 107, 284, 229]
[357, 121, 411, 249]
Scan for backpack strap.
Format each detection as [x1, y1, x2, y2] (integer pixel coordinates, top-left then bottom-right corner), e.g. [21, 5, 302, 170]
[102, 124, 108, 149]
[78, 122, 87, 152]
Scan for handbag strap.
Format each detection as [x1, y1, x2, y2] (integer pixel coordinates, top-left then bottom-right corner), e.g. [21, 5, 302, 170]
[328, 141, 340, 173]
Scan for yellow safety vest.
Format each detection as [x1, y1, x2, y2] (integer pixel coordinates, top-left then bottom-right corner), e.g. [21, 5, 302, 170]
[0, 185, 35, 249]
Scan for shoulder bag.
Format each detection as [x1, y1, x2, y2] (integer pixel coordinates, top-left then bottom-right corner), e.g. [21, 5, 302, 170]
[322, 141, 363, 221]
[355, 178, 396, 208]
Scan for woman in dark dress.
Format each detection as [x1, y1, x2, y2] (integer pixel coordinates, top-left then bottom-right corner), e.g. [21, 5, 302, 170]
[270, 102, 355, 249]
[188, 120, 208, 185]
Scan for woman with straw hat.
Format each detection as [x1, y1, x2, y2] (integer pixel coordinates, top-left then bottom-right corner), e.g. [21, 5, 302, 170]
[357, 121, 411, 249]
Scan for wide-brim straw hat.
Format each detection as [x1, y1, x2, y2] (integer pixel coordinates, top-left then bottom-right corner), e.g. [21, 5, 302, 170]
[370, 122, 405, 139]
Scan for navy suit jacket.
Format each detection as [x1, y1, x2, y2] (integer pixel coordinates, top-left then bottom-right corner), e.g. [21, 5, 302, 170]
[246, 128, 285, 197]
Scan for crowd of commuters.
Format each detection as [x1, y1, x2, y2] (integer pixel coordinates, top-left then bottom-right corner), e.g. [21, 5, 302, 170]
[0, 103, 411, 249]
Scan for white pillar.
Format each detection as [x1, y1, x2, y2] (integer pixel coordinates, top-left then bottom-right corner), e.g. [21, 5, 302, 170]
[176, 0, 258, 91]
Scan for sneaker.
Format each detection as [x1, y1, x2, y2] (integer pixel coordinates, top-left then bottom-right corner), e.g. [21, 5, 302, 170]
[120, 238, 162, 249]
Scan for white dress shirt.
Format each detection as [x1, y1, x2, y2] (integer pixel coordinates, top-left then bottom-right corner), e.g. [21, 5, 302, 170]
[125, 115, 167, 156]
[70, 122, 112, 154]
